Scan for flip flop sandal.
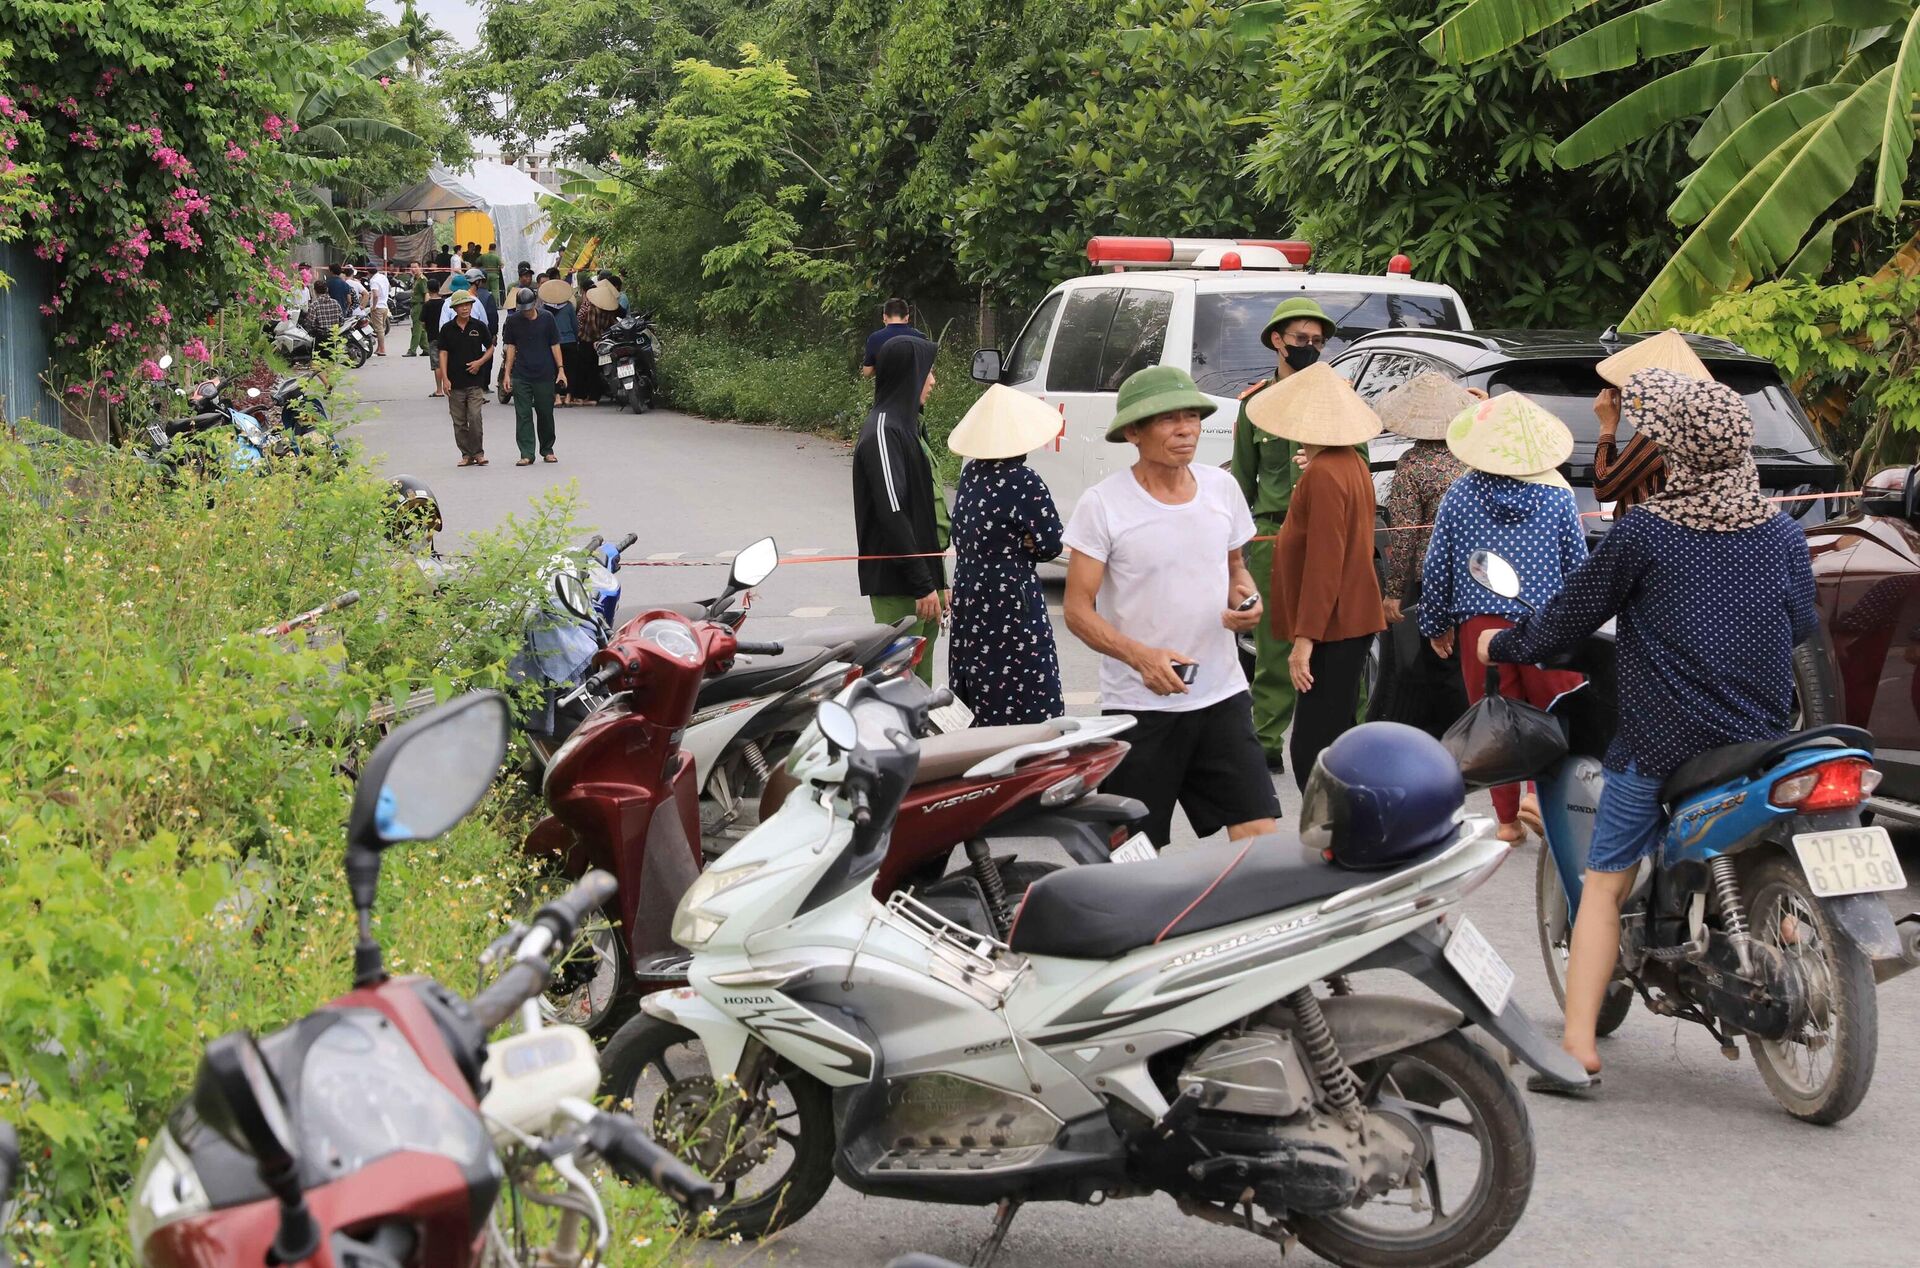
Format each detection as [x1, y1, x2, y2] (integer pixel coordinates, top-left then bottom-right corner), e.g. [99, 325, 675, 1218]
[475, 455, 489, 466]
[516, 457, 533, 466]
[543, 453, 558, 463]
[1527, 1071, 1601, 1098]
[457, 456, 476, 467]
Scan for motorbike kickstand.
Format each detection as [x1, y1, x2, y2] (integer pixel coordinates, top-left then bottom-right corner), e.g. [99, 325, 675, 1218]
[970, 1198, 1023, 1268]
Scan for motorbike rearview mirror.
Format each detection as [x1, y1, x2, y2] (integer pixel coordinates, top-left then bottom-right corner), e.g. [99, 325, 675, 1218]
[817, 701, 859, 753]
[1467, 550, 1524, 602]
[157, 353, 174, 371]
[195, 1033, 319, 1263]
[345, 691, 510, 984]
[729, 537, 779, 591]
[246, 387, 262, 399]
[553, 568, 595, 623]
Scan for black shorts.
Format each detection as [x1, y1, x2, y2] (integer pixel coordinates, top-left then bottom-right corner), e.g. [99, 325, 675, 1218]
[1103, 691, 1281, 845]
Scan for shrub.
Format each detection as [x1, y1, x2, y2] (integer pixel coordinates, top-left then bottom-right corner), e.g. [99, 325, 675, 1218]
[0, 421, 678, 1263]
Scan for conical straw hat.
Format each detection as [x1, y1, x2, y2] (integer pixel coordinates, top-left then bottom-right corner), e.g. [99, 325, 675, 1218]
[1446, 392, 1573, 480]
[1245, 362, 1381, 447]
[949, 385, 1064, 459]
[1376, 371, 1478, 441]
[1596, 329, 1712, 387]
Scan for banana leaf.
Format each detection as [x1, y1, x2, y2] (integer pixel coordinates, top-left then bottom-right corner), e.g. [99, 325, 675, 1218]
[1784, 218, 1841, 277]
[1622, 118, 1821, 328]
[326, 117, 424, 148]
[301, 37, 409, 126]
[1689, 25, 1854, 158]
[1547, 0, 1906, 80]
[1728, 65, 1896, 276]
[1419, 0, 1602, 65]
[1873, 10, 1920, 217]
[1553, 55, 1762, 166]
[1671, 83, 1852, 223]
[1874, 226, 1920, 278]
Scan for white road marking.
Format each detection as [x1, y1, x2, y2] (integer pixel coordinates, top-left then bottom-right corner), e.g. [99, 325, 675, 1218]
[646, 552, 682, 561]
[788, 606, 837, 619]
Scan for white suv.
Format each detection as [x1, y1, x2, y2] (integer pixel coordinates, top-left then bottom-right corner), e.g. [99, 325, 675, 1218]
[969, 237, 1473, 521]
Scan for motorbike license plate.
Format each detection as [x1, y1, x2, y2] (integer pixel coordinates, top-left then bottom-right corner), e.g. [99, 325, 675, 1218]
[598, 353, 613, 366]
[1444, 916, 1514, 1015]
[1792, 826, 1906, 897]
[927, 697, 973, 734]
[1110, 833, 1158, 864]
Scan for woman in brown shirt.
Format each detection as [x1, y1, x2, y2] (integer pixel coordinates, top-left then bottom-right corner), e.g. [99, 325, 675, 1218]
[1246, 364, 1386, 788]
[1592, 328, 1714, 512]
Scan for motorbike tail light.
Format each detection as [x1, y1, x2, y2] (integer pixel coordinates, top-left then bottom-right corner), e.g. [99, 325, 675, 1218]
[1771, 758, 1879, 811]
[1109, 824, 1134, 848]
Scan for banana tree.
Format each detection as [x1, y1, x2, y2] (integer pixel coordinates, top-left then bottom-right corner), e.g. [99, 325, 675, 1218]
[272, 38, 426, 243]
[1412, 0, 1920, 326]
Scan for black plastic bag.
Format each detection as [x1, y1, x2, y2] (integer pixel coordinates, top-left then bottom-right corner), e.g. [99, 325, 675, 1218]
[1441, 688, 1568, 787]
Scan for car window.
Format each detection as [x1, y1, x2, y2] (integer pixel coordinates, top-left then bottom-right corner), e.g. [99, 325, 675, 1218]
[1333, 354, 1366, 384]
[1484, 361, 1822, 457]
[1190, 290, 1463, 396]
[1005, 292, 1062, 386]
[1352, 352, 1436, 401]
[1046, 289, 1121, 392]
[1098, 290, 1173, 388]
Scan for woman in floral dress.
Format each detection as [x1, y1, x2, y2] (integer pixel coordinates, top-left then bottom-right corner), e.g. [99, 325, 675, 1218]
[946, 386, 1068, 725]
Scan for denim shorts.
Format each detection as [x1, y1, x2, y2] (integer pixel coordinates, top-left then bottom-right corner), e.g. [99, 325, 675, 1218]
[1589, 763, 1666, 873]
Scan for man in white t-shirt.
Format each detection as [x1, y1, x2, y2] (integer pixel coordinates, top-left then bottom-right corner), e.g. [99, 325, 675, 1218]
[368, 264, 392, 357]
[1062, 364, 1279, 846]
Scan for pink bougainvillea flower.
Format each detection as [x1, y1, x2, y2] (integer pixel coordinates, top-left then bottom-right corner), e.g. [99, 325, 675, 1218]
[139, 358, 166, 381]
[182, 83, 194, 92]
[182, 337, 211, 363]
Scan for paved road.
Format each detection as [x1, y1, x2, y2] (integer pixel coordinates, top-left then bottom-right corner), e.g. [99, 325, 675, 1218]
[350, 346, 1920, 1266]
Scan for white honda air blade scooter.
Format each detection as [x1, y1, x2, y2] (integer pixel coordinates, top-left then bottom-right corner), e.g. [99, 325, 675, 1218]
[603, 678, 1588, 1267]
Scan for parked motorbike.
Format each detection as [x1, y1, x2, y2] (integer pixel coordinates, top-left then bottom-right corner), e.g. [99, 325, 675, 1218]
[604, 675, 1582, 1265]
[1467, 549, 1920, 1123]
[137, 370, 270, 476]
[130, 691, 718, 1267]
[268, 315, 315, 365]
[594, 312, 659, 413]
[338, 312, 375, 368]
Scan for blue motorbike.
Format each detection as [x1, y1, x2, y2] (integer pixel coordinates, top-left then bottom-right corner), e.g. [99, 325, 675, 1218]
[1469, 550, 1920, 1123]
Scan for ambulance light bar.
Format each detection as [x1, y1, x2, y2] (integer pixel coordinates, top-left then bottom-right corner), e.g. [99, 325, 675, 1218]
[1086, 236, 1313, 270]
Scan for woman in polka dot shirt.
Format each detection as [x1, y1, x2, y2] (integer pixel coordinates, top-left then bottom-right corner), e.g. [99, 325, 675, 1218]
[1418, 392, 1587, 842]
[1481, 368, 1816, 1089]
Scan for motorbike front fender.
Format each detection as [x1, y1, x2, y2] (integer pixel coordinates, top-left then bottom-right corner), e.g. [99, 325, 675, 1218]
[1351, 924, 1591, 1087]
[640, 989, 752, 1079]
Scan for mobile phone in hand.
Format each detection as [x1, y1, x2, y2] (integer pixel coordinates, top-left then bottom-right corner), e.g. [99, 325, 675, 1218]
[1234, 593, 1260, 612]
[1173, 661, 1199, 685]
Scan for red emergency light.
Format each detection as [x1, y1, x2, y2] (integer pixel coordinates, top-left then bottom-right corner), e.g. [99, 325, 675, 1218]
[1387, 254, 1413, 275]
[1085, 236, 1313, 269]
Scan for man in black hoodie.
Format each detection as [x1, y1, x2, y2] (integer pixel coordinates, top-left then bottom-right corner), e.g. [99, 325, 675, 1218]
[853, 336, 945, 684]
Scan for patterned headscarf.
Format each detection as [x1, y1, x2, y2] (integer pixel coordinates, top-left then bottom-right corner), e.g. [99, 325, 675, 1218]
[1622, 367, 1772, 532]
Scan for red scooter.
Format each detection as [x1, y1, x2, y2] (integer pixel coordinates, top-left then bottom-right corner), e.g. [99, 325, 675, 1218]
[132, 692, 715, 1268]
[528, 539, 1147, 1038]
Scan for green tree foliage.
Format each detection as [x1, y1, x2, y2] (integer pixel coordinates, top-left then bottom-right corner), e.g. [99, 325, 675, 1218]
[1242, 0, 1693, 327]
[953, 0, 1278, 311]
[1418, 0, 1920, 325]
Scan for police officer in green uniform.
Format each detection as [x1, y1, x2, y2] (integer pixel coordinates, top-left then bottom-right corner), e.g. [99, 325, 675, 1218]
[1230, 297, 1336, 770]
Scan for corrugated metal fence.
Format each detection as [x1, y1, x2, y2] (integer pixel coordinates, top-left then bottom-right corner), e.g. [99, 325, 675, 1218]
[0, 242, 60, 430]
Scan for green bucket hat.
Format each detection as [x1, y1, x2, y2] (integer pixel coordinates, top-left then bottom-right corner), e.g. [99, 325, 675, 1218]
[1106, 365, 1217, 442]
[1260, 297, 1335, 350]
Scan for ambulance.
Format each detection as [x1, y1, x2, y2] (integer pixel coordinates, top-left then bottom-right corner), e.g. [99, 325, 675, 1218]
[969, 237, 1473, 521]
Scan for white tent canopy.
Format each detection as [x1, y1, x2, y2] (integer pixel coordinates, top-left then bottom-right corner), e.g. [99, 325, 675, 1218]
[380, 161, 564, 275]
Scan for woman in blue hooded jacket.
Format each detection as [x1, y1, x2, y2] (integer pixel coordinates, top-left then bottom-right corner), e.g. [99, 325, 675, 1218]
[1419, 392, 1587, 841]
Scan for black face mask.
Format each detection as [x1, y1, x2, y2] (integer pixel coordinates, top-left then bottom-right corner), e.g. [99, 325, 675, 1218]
[1283, 343, 1321, 372]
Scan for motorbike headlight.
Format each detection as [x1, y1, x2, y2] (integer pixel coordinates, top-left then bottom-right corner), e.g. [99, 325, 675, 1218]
[671, 860, 766, 949]
[129, 1126, 210, 1250]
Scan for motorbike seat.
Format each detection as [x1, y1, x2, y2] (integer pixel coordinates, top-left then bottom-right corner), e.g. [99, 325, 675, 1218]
[1007, 832, 1450, 960]
[913, 722, 1068, 785]
[789, 617, 917, 666]
[698, 645, 846, 707]
[1660, 724, 1874, 804]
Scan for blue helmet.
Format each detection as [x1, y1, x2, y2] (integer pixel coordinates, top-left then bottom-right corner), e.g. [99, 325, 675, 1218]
[1302, 723, 1464, 870]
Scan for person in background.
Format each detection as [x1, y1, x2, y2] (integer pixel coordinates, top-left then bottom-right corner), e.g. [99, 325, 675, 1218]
[514, 260, 535, 299]
[499, 286, 568, 465]
[861, 297, 925, 379]
[1483, 368, 1815, 1090]
[479, 242, 505, 296]
[1592, 328, 1714, 515]
[852, 336, 946, 684]
[1230, 296, 1336, 772]
[438, 272, 486, 331]
[295, 264, 314, 310]
[1063, 364, 1275, 846]
[300, 281, 344, 360]
[422, 278, 448, 397]
[437, 291, 493, 467]
[576, 277, 620, 403]
[367, 262, 392, 357]
[405, 262, 430, 357]
[946, 386, 1067, 724]
[1420, 391, 1586, 842]
[434, 245, 452, 271]
[342, 265, 367, 315]
[609, 273, 630, 313]
[539, 271, 584, 404]
[1370, 372, 1475, 736]
[324, 263, 352, 311]
[1247, 363, 1386, 789]
[468, 268, 499, 341]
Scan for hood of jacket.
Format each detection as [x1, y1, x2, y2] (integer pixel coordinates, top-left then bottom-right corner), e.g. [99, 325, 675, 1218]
[1472, 471, 1557, 525]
